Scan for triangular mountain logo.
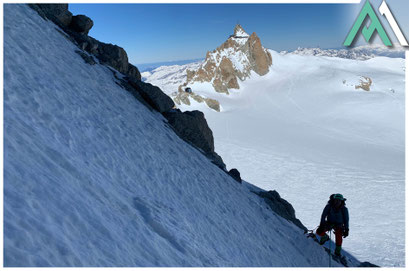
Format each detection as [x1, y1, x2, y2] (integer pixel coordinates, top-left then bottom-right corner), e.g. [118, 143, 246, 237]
[344, 0, 392, 47]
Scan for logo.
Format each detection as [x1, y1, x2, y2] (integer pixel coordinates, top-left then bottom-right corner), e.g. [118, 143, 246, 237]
[344, 0, 408, 47]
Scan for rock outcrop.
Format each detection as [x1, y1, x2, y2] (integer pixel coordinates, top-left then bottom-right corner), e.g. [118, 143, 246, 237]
[163, 109, 226, 170]
[173, 90, 221, 112]
[128, 79, 175, 113]
[163, 109, 215, 154]
[70, 15, 93, 35]
[256, 190, 307, 231]
[228, 168, 242, 183]
[29, 4, 73, 28]
[182, 24, 272, 94]
[29, 4, 141, 81]
[355, 76, 372, 91]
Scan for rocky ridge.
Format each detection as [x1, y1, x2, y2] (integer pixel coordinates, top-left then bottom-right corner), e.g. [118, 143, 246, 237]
[181, 24, 272, 94]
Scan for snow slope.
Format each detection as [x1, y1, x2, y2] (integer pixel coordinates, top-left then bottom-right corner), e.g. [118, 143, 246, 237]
[141, 61, 202, 94]
[145, 50, 405, 266]
[3, 4, 356, 267]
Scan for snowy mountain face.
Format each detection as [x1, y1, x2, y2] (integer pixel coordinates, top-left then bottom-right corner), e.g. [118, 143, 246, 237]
[143, 25, 273, 112]
[144, 49, 405, 266]
[3, 4, 367, 267]
[183, 24, 272, 94]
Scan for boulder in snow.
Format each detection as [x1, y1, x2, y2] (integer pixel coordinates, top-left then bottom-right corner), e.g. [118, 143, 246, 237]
[96, 42, 129, 74]
[228, 168, 242, 183]
[70, 15, 93, 35]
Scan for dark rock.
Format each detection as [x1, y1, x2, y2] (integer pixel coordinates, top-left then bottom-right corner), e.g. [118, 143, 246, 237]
[30, 3, 142, 83]
[70, 15, 93, 35]
[29, 4, 72, 28]
[71, 33, 99, 54]
[163, 109, 215, 154]
[128, 80, 174, 113]
[228, 168, 242, 183]
[75, 50, 96, 65]
[68, 31, 128, 74]
[96, 42, 129, 74]
[257, 190, 307, 231]
[127, 63, 142, 81]
[163, 109, 225, 170]
[359, 262, 379, 267]
[116, 79, 153, 111]
[207, 152, 226, 171]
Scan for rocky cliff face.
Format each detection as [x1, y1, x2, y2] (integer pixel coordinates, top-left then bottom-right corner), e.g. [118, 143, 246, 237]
[183, 24, 272, 94]
[29, 4, 141, 81]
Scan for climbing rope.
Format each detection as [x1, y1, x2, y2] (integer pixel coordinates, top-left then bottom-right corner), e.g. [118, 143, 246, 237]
[329, 230, 332, 267]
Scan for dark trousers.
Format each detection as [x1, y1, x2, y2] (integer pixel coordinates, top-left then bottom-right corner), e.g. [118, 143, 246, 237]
[317, 222, 343, 246]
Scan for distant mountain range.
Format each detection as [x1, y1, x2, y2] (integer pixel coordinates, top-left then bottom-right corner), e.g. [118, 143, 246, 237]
[136, 58, 204, 72]
[284, 44, 406, 60]
[138, 43, 405, 75]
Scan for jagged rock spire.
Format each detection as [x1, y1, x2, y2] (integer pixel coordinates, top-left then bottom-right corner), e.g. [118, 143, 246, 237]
[233, 24, 249, 37]
[183, 24, 272, 94]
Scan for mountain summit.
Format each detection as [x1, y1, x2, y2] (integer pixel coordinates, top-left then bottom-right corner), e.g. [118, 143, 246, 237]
[232, 24, 250, 38]
[181, 24, 272, 94]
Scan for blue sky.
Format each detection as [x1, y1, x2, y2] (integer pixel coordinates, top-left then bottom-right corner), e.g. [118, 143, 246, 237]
[69, 2, 408, 65]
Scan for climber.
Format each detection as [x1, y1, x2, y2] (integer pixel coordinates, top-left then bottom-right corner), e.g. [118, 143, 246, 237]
[316, 194, 349, 257]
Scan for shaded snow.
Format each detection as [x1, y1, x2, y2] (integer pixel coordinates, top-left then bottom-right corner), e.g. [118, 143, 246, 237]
[3, 4, 353, 267]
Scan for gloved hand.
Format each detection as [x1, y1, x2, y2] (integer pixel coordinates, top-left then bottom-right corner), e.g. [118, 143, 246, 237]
[343, 228, 349, 238]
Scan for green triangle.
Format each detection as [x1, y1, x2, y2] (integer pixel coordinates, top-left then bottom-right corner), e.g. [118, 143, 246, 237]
[344, 0, 392, 47]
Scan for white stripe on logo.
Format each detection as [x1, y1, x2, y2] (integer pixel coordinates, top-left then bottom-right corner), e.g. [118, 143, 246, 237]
[379, 0, 408, 46]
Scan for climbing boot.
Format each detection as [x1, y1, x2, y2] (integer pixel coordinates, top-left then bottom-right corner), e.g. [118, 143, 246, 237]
[335, 245, 342, 256]
[319, 234, 329, 245]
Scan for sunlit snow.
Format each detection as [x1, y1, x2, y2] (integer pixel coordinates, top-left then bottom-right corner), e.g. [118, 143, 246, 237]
[145, 49, 405, 266]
